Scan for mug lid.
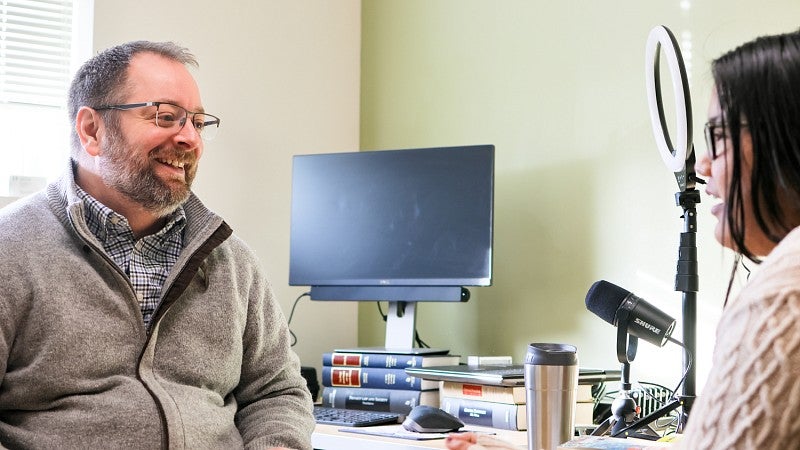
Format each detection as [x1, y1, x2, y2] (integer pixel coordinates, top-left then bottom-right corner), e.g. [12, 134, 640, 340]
[524, 343, 578, 366]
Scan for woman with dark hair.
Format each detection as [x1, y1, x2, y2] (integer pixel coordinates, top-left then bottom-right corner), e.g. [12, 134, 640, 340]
[443, 29, 800, 450]
[680, 29, 800, 449]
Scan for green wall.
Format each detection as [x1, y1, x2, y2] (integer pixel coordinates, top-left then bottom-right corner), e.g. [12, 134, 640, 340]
[357, 0, 800, 388]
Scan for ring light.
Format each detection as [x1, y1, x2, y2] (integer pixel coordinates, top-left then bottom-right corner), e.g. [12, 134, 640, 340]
[645, 25, 693, 178]
[592, 26, 701, 439]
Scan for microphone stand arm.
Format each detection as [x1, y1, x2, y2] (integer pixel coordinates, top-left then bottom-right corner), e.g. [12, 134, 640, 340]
[610, 326, 640, 437]
[592, 314, 642, 437]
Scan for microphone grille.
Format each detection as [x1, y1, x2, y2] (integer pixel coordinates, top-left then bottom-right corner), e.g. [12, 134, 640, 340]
[585, 280, 630, 325]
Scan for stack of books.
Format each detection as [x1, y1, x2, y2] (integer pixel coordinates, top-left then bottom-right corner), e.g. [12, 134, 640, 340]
[439, 380, 599, 431]
[318, 351, 460, 415]
[575, 383, 598, 426]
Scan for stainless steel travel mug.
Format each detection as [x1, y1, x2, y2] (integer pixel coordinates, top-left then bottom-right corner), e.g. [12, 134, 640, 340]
[524, 343, 578, 450]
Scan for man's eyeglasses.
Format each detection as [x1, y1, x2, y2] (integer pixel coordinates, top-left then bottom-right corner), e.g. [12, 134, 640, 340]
[94, 102, 221, 141]
[703, 121, 748, 160]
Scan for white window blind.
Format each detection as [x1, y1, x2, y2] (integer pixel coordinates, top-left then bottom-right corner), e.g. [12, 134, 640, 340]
[1, 0, 74, 107]
[0, 0, 91, 198]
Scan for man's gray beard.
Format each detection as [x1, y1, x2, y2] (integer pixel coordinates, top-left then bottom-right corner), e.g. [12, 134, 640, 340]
[99, 126, 193, 218]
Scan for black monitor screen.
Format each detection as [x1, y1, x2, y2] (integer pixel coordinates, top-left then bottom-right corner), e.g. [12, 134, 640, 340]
[289, 145, 494, 301]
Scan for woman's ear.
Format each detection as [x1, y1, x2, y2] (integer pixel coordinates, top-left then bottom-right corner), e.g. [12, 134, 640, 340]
[75, 106, 102, 157]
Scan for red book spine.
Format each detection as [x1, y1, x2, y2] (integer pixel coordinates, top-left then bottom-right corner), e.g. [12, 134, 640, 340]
[330, 367, 362, 387]
[331, 354, 363, 367]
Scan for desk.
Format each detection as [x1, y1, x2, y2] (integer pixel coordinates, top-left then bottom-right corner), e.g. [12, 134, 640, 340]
[312, 423, 528, 450]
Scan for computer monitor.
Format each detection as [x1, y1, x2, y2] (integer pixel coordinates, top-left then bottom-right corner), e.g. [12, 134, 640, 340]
[289, 144, 494, 351]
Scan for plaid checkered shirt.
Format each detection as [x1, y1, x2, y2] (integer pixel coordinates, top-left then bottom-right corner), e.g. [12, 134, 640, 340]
[76, 187, 186, 326]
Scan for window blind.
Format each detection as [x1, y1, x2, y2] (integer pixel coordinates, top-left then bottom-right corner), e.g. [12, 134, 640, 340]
[0, 0, 73, 107]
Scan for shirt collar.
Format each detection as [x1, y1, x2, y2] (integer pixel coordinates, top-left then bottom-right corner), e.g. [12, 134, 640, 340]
[74, 185, 186, 244]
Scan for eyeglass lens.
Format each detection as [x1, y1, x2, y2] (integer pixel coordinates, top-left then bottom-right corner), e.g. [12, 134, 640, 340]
[704, 123, 724, 159]
[156, 103, 219, 140]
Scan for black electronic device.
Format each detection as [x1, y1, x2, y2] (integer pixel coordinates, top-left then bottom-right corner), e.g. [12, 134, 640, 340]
[402, 405, 464, 433]
[300, 366, 319, 401]
[289, 145, 495, 351]
[585, 280, 676, 348]
[585, 280, 679, 438]
[313, 406, 402, 427]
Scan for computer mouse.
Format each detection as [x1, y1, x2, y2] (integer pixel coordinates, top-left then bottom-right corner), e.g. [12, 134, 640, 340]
[402, 405, 465, 433]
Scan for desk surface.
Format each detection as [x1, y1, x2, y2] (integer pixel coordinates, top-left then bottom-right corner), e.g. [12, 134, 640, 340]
[312, 423, 527, 450]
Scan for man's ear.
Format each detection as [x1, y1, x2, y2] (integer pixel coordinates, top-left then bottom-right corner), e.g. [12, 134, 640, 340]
[75, 106, 102, 157]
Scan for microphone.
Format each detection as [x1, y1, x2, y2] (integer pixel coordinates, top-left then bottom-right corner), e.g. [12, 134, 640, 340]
[585, 280, 676, 347]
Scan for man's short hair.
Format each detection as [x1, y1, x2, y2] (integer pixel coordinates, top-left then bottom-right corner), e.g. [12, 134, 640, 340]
[67, 41, 198, 157]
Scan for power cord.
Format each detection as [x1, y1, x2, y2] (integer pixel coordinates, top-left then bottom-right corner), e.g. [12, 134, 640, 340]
[287, 291, 310, 347]
[375, 301, 430, 348]
[667, 336, 693, 397]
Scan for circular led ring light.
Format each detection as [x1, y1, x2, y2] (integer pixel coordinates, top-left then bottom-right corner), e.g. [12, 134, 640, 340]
[645, 25, 692, 173]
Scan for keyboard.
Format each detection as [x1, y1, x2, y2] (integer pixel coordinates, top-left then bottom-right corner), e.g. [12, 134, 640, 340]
[313, 405, 403, 427]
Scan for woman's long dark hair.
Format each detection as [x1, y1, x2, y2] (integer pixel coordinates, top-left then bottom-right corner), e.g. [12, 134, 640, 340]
[711, 30, 800, 300]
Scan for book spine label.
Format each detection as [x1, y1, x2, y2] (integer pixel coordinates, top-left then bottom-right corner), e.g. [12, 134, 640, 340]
[321, 352, 428, 368]
[321, 366, 430, 390]
[323, 353, 364, 367]
[440, 382, 525, 404]
[440, 397, 526, 431]
[319, 386, 434, 415]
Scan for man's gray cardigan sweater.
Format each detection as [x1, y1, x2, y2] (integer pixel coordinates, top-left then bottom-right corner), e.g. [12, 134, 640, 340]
[0, 168, 314, 449]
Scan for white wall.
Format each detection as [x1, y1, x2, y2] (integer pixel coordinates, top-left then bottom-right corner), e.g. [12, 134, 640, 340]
[358, 0, 800, 392]
[88, 1, 800, 396]
[92, 1, 362, 372]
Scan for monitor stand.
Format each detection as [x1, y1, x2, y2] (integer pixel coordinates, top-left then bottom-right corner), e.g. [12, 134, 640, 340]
[334, 301, 450, 355]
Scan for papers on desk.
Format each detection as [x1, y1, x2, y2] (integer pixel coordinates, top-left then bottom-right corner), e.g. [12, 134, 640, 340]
[558, 435, 677, 449]
[339, 425, 495, 441]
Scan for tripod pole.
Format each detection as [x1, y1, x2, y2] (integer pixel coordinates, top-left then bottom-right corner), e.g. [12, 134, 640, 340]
[675, 189, 700, 424]
[608, 189, 701, 437]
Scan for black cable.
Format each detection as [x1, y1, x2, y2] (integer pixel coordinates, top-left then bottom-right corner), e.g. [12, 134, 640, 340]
[414, 331, 431, 348]
[667, 336, 693, 398]
[603, 339, 690, 437]
[375, 301, 388, 321]
[375, 301, 430, 348]
[287, 291, 310, 347]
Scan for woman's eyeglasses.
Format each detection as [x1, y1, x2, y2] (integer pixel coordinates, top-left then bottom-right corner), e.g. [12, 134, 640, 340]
[703, 121, 748, 160]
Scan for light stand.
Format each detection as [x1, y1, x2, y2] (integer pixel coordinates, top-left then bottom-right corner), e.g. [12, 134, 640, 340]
[615, 24, 700, 436]
[605, 176, 699, 438]
[591, 24, 699, 439]
[672, 178, 699, 428]
[593, 195, 697, 428]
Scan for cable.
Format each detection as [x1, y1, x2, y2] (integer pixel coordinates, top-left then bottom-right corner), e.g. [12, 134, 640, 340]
[375, 301, 388, 321]
[287, 291, 310, 347]
[375, 301, 430, 348]
[667, 336, 693, 398]
[414, 331, 431, 348]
